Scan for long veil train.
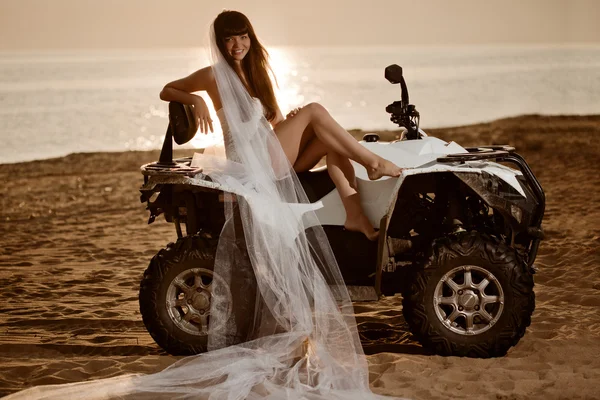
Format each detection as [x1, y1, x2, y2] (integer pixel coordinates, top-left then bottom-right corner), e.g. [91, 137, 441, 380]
[4, 25, 407, 400]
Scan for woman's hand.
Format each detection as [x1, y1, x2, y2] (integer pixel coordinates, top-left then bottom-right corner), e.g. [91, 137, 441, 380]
[192, 97, 214, 134]
[286, 107, 302, 119]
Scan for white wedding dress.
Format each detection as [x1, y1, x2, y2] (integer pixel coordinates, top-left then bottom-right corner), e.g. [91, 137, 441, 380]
[4, 26, 409, 400]
[215, 97, 261, 163]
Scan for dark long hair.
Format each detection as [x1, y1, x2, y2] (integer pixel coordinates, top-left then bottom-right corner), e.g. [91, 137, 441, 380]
[213, 11, 278, 122]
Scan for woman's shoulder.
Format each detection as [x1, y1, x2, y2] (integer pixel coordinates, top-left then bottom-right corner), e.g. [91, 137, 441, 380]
[195, 66, 216, 83]
[194, 66, 218, 95]
[165, 66, 216, 94]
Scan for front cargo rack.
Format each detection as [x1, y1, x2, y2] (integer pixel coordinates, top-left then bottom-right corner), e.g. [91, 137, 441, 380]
[437, 145, 515, 163]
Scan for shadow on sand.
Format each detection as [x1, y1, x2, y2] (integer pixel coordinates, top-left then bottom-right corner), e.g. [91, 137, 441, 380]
[358, 319, 431, 356]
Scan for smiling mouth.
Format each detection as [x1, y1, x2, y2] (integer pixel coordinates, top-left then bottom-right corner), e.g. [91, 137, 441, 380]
[232, 49, 244, 55]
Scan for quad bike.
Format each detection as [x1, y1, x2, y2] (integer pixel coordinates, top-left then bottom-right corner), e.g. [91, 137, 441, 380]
[138, 65, 545, 358]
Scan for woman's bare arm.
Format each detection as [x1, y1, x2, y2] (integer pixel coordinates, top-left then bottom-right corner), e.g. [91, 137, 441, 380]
[159, 67, 214, 104]
[159, 67, 216, 133]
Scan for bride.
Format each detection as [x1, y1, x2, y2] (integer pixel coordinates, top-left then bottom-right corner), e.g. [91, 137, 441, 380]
[161, 10, 402, 241]
[6, 10, 407, 400]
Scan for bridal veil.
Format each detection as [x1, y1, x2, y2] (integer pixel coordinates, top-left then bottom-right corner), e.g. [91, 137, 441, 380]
[5, 21, 406, 400]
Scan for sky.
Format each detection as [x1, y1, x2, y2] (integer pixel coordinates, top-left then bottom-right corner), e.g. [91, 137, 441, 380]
[0, 0, 599, 49]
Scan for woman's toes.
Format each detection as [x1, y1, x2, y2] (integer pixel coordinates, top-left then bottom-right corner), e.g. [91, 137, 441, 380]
[365, 230, 380, 241]
[367, 158, 403, 180]
[344, 217, 379, 241]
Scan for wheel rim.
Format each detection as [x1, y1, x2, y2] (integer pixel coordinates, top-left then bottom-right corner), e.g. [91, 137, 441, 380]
[433, 265, 505, 336]
[166, 268, 232, 336]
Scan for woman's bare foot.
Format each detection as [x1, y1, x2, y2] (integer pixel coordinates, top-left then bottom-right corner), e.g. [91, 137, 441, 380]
[367, 157, 403, 181]
[344, 214, 379, 241]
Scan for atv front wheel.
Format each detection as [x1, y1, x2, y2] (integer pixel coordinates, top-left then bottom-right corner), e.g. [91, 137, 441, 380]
[402, 232, 535, 357]
[139, 235, 255, 355]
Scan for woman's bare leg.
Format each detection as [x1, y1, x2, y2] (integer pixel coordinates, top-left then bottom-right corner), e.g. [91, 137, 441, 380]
[326, 151, 379, 241]
[292, 136, 327, 172]
[294, 138, 378, 240]
[275, 110, 384, 240]
[275, 103, 402, 180]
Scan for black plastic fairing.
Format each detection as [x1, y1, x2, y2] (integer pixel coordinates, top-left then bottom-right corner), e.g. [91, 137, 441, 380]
[297, 168, 336, 203]
[321, 226, 378, 286]
[453, 172, 536, 230]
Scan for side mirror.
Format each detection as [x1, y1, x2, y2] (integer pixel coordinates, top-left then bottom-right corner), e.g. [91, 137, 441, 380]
[384, 64, 410, 108]
[158, 102, 198, 165]
[384, 64, 403, 84]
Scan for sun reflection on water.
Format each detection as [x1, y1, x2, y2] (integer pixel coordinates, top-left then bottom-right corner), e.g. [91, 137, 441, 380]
[269, 47, 304, 113]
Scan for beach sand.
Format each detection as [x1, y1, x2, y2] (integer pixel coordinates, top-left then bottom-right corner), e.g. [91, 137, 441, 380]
[1, 115, 599, 399]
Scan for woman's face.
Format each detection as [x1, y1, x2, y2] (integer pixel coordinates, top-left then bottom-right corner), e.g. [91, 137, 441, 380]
[224, 33, 251, 62]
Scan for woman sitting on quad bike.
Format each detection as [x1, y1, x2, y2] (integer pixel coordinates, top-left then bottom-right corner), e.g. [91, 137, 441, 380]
[160, 11, 403, 241]
[145, 9, 407, 400]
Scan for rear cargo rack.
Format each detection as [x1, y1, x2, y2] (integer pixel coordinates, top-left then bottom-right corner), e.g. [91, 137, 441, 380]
[140, 157, 203, 177]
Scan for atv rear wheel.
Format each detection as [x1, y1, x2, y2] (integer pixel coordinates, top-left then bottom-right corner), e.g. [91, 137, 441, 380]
[139, 235, 255, 355]
[402, 232, 535, 357]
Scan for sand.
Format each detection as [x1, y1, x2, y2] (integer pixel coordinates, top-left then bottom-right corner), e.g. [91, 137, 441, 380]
[1, 114, 599, 399]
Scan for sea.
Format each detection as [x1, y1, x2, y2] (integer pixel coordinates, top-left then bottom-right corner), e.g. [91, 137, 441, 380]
[0, 44, 598, 164]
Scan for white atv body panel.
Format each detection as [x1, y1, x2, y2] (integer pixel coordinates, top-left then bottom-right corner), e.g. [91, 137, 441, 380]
[309, 136, 526, 229]
[142, 136, 526, 231]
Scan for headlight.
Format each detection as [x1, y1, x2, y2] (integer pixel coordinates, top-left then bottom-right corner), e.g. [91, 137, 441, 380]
[510, 204, 523, 224]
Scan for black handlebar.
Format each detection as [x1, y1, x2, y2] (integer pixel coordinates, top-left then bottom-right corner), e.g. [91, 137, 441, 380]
[385, 64, 420, 139]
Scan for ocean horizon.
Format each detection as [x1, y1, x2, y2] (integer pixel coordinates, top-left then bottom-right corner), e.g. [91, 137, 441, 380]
[1, 44, 599, 164]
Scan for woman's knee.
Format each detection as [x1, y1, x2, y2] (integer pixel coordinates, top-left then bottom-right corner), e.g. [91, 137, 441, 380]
[304, 102, 329, 120]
